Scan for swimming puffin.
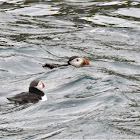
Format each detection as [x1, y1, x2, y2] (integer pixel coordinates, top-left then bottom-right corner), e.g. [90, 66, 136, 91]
[43, 56, 90, 69]
[7, 80, 46, 104]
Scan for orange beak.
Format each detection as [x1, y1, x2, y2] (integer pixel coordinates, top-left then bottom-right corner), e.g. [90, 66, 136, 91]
[82, 58, 90, 65]
[41, 82, 45, 88]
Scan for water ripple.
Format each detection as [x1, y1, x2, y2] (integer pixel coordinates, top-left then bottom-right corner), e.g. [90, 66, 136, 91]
[0, 0, 140, 139]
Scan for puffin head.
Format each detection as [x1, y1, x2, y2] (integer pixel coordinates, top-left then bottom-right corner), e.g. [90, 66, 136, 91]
[68, 56, 90, 67]
[30, 80, 45, 90]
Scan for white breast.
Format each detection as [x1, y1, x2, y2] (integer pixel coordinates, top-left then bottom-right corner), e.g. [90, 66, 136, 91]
[41, 95, 47, 101]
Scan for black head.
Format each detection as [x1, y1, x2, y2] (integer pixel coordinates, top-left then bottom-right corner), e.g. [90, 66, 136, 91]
[29, 80, 45, 96]
[30, 80, 40, 87]
[68, 56, 79, 65]
[67, 56, 90, 67]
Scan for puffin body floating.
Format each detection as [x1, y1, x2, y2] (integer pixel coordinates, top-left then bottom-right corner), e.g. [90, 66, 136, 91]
[43, 56, 90, 69]
[7, 80, 46, 104]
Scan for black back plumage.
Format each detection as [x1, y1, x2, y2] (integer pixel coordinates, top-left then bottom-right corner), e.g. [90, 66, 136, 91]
[43, 56, 79, 69]
[7, 80, 45, 104]
[43, 63, 69, 69]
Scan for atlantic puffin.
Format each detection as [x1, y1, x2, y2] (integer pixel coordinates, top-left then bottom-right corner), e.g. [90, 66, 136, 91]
[43, 56, 90, 69]
[7, 80, 46, 104]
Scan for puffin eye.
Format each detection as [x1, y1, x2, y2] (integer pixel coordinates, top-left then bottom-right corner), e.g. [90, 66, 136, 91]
[77, 59, 79, 61]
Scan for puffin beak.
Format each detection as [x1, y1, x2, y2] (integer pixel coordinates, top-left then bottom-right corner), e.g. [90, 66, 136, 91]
[82, 58, 90, 66]
[41, 82, 45, 88]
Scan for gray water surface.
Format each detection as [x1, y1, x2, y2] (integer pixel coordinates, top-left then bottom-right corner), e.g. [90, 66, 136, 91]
[0, 0, 140, 139]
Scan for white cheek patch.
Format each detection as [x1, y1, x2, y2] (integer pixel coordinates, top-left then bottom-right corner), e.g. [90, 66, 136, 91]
[41, 95, 47, 101]
[70, 59, 83, 67]
[36, 82, 43, 90]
